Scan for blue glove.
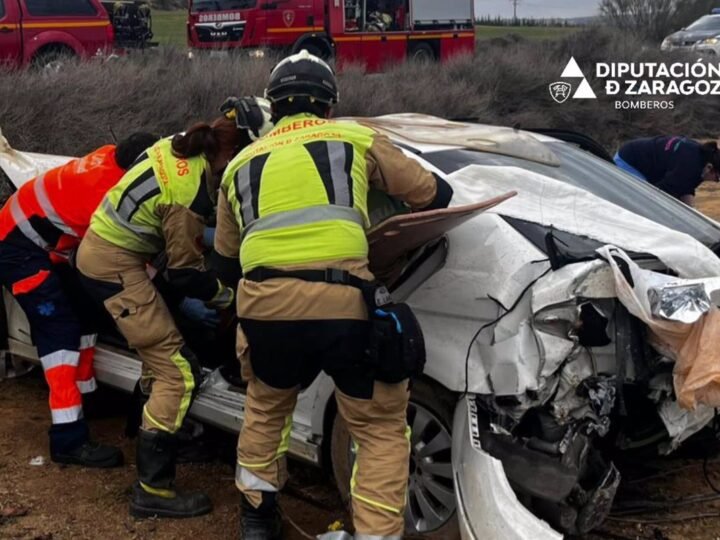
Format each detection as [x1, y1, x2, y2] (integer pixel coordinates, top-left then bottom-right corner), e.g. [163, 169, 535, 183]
[203, 227, 216, 249]
[179, 298, 220, 328]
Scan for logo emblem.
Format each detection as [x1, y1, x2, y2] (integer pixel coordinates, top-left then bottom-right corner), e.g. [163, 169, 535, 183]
[550, 57, 598, 104]
[283, 10, 295, 27]
[549, 82, 572, 104]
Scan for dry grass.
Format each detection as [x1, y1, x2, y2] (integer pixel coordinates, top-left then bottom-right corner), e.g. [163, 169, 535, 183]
[0, 28, 718, 158]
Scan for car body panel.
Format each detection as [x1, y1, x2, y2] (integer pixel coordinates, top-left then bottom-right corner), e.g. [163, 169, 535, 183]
[0, 0, 112, 67]
[662, 14, 720, 51]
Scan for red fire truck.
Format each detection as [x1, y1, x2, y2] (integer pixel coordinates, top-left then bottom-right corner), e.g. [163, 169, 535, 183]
[187, 0, 475, 71]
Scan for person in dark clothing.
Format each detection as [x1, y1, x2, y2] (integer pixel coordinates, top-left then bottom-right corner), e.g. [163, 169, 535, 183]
[614, 136, 720, 206]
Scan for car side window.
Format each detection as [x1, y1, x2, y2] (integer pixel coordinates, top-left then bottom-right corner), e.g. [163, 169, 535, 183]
[0, 1, 5, 19]
[25, 0, 97, 16]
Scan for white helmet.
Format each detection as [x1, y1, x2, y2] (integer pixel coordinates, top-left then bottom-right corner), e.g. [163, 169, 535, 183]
[220, 96, 274, 142]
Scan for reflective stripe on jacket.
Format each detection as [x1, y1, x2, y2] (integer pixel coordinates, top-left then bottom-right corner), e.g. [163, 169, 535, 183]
[90, 137, 227, 305]
[0, 145, 123, 252]
[221, 114, 374, 273]
[90, 137, 211, 254]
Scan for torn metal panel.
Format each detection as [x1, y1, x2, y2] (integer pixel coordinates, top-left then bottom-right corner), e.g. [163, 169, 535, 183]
[532, 260, 614, 315]
[407, 214, 548, 393]
[550, 348, 597, 425]
[480, 319, 542, 397]
[658, 400, 715, 453]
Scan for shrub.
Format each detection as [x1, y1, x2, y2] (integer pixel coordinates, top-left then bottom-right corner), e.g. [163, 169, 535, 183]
[0, 28, 717, 159]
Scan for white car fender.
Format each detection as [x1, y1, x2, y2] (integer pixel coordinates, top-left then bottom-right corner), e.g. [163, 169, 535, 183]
[452, 395, 563, 540]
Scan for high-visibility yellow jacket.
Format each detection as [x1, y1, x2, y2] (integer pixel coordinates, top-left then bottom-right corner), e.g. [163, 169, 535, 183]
[215, 113, 439, 320]
[90, 137, 230, 306]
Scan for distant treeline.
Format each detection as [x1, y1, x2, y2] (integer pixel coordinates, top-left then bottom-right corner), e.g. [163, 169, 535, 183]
[475, 16, 582, 27]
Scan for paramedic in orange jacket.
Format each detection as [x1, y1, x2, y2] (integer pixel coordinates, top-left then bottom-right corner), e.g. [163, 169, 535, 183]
[0, 133, 158, 467]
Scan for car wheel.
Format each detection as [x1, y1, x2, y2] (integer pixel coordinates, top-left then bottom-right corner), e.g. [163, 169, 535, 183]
[409, 42, 435, 63]
[330, 378, 459, 539]
[32, 48, 75, 73]
[0, 353, 35, 380]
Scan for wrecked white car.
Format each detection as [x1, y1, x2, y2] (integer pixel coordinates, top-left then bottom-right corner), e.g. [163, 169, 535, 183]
[2, 116, 720, 539]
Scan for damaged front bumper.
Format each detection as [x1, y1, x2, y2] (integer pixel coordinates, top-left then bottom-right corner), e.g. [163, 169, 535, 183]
[452, 395, 563, 540]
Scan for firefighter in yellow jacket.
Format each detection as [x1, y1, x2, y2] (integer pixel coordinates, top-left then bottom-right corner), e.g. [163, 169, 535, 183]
[76, 97, 273, 520]
[215, 51, 454, 539]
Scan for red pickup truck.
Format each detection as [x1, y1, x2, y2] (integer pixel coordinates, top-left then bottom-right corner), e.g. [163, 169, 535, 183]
[0, 0, 115, 68]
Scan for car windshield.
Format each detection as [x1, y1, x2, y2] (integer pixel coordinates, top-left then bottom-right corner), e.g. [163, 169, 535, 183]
[687, 15, 720, 31]
[423, 142, 720, 248]
[191, 0, 256, 12]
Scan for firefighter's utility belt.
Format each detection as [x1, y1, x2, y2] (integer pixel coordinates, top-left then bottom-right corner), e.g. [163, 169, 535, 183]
[244, 267, 426, 383]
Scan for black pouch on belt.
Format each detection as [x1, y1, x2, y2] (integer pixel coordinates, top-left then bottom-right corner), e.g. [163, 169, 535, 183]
[367, 302, 426, 384]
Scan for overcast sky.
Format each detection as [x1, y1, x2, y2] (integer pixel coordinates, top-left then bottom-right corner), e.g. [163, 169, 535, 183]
[474, 0, 599, 18]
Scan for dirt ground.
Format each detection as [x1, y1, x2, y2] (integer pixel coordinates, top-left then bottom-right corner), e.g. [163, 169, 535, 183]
[697, 182, 720, 220]
[1, 187, 720, 540]
[0, 375, 347, 540]
[5, 375, 720, 540]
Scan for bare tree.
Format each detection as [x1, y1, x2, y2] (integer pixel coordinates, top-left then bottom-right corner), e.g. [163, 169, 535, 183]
[600, 0, 718, 41]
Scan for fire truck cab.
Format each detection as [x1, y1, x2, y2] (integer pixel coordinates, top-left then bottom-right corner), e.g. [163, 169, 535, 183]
[187, 0, 475, 71]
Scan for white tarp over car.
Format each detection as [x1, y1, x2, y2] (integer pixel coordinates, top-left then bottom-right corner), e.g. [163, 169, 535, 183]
[450, 164, 720, 279]
[0, 129, 73, 188]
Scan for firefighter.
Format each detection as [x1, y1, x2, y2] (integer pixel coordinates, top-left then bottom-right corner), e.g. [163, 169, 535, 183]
[614, 136, 720, 206]
[215, 50, 453, 539]
[0, 133, 159, 467]
[76, 97, 273, 519]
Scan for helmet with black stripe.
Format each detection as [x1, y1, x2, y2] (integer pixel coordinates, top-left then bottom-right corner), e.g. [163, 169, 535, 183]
[264, 49, 339, 106]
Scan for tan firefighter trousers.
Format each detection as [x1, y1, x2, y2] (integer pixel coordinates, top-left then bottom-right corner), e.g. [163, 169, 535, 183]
[234, 319, 411, 538]
[76, 230, 200, 433]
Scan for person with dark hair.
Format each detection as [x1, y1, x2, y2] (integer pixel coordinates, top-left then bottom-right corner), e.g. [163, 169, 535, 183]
[0, 132, 158, 468]
[614, 136, 720, 206]
[216, 50, 453, 539]
[75, 97, 273, 520]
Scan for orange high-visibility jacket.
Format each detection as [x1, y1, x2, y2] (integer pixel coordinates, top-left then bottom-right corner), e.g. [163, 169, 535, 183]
[0, 145, 124, 255]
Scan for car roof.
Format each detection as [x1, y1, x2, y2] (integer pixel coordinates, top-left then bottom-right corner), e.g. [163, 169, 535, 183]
[351, 114, 562, 167]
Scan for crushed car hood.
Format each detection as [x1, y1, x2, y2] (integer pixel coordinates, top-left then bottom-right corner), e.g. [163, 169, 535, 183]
[404, 163, 720, 395]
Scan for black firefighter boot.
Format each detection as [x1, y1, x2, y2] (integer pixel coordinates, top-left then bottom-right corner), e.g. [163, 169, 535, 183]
[50, 420, 124, 468]
[130, 428, 213, 519]
[240, 492, 282, 540]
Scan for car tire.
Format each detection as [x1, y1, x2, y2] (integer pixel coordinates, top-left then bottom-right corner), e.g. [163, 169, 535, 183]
[330, 378, 460, 539]
[0, 353, 36, 380]
[409, 42, 435, 62]
[32, 47, 75, 73]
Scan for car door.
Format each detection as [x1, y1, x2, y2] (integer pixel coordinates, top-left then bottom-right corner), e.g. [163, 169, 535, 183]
[0, 0, 22, 67]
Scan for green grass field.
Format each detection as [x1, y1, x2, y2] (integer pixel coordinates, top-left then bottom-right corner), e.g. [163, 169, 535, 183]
[151, 10, 580, 47]
[153, 10, 187, 46]
[474, 25, 581, 40]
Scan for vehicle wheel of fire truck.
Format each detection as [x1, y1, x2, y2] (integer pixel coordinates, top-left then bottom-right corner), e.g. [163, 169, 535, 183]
[409, 42, 435, 62]
[32, 46, 75, 73]
[330, 378, 460, 539]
